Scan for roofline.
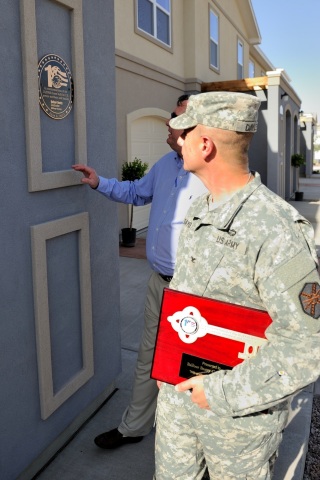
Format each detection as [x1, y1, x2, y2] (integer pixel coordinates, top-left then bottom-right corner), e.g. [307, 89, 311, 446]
[239, 0, 262, 45]
[251, 45, 275, 71]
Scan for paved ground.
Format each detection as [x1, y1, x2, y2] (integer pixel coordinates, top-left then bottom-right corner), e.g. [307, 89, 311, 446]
[34, 257, 155, 480]
[34, 190, 320, 480]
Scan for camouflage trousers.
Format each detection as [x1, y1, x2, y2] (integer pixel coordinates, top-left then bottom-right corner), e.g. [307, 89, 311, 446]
[154, 384, 282, 480]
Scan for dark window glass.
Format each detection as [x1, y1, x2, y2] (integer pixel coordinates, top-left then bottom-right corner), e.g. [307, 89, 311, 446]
[210, 40, 218, 68]
[210, 10, 218, 68]
[157, 0, 170, 11]
[157, 7, 169, 44]
[138, 0, 154, 36]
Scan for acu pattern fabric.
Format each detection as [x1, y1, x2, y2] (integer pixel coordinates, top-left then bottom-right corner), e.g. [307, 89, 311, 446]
[155, 172, 320, 479]
[169, 91, 260, 133]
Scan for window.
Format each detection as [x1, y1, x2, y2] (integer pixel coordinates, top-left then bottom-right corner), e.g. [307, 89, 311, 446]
[209, 9, 219, 70]
[249, 59, 255, 78]
[237, 39, 244, 79]
[137, 0, 171, 46]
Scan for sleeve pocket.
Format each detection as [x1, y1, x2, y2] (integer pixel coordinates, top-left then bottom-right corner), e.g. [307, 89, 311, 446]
[275, 250, 318, 292]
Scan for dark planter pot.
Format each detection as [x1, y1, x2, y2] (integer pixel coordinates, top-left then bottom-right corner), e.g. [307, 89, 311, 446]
[121, 228, 137, 247]
[295, 191, 304, 201]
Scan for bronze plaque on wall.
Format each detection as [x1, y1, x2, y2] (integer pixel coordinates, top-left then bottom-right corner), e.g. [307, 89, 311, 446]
[38, 54, 74, 120]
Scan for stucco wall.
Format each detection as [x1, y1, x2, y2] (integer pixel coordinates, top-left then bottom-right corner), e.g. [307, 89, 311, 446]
[115, 0, 260, 85]
[0, 1, 120, 478]
[249, 91, 269, 184]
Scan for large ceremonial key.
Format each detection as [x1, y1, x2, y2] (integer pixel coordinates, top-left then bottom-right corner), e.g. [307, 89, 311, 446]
[151, 288, 272, 385]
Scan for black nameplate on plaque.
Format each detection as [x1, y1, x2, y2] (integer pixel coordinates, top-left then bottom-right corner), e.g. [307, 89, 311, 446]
[179, 352, 232, 379]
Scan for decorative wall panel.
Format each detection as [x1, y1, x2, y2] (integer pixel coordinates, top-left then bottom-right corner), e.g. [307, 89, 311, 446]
[20, 0, 86, 191]
[31, 213, 93, 419]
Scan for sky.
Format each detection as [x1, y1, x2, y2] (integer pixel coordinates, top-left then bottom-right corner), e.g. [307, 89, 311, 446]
[251, 0, 320, 122]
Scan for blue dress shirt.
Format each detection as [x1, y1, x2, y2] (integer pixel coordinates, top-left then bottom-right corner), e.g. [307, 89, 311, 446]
[97, 151, 208, 276]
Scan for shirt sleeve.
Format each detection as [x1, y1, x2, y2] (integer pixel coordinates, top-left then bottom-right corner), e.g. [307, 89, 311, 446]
[203, 233, 320, 417]
[96, 168, 155, 206]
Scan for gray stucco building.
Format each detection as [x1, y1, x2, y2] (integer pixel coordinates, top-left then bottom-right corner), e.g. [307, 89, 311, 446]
[1, 1, 121, 478]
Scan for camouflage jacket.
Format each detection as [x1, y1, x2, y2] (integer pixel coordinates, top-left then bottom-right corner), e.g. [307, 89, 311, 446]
[170, 172, 320, 419]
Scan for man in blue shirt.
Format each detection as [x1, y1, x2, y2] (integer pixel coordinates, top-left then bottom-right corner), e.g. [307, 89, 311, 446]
[72, 95, 208, 449]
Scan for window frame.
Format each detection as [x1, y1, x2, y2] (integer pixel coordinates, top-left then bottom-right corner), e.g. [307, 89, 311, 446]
[237, 38, 244, 79]
[135, 0, 172, 51]
[209, 7, 220, 72]
[248, 59, 255, 78]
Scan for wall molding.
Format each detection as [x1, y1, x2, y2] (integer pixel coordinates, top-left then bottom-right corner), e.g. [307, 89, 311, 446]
[20, 0, 87, 191]
[31, 213, 94, 419]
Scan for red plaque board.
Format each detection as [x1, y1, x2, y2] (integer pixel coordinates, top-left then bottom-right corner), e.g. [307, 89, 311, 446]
[151, 288, 272, 385]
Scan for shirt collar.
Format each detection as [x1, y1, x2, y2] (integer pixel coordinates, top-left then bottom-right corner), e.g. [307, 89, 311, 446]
[175, 154, 189, 176]
[194, 172, 262, 232]
[174, 153, 182, 166]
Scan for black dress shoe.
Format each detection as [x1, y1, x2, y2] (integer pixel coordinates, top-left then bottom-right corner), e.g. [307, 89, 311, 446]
[94, 428, 143, 449]
[202, 467, 210, 479]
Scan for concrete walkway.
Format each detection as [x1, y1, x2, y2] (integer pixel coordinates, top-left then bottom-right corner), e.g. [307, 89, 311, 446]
[34, 257, 155, 480]
[34, 193, 320, 480]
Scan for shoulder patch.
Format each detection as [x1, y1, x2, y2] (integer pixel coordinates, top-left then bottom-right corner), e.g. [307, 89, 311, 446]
[299, 283, 320, 319]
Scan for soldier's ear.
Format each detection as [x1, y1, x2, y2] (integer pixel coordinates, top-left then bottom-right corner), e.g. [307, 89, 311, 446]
[200, 135, 215, 161]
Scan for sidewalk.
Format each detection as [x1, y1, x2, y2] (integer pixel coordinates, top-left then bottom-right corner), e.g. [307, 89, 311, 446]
[34, 197, 320, 480]
[34, 257, 155, 480]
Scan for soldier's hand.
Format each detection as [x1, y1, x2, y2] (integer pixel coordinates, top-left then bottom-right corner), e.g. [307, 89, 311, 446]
[72, 164, 99, 189]
[175, 375, 210, 410]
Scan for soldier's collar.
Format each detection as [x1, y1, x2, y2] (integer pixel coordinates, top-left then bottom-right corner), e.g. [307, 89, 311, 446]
[194, 172, 261, 233]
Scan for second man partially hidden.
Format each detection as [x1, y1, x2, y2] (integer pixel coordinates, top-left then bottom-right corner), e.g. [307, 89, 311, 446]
[72, 94, 207, 449]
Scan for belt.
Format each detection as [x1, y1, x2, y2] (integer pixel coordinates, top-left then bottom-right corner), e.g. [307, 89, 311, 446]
[159, 273, 173, 283]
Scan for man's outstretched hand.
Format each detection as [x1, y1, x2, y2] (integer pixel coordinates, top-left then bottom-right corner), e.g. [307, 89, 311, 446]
[72, 164, 99, 189]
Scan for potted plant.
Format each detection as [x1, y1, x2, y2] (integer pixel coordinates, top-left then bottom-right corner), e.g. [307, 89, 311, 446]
[121, 157, 148, 246]
[291, 153, 305, 201]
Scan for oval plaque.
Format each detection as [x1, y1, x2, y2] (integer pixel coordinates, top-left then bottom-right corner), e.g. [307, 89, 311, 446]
[38, 54, 74, 120]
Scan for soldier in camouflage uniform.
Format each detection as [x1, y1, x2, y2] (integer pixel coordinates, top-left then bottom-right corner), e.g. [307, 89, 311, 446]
[154, 92, 320, 479]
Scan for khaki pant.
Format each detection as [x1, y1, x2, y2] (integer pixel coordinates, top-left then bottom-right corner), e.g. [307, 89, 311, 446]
[154, 383, 281, 479]
[118, 271, 169, 437]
